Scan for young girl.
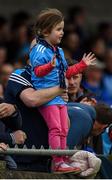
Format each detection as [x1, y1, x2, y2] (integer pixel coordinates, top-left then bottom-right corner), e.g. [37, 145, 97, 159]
[30, 8, 96, 173]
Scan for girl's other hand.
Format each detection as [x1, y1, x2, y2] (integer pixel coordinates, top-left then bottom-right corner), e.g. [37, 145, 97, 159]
[82, 52, 96, 66]
[51, 54, 56, 67]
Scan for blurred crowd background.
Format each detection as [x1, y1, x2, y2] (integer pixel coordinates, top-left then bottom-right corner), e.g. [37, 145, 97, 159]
[0, 0, 112, 156]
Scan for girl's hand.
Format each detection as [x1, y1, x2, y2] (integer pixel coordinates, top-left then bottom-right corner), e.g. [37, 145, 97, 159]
[82, 52, 96, 66]
[51, 54, 56, 67]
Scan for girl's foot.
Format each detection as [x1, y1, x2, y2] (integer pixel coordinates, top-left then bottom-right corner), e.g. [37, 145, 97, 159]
[52, 161, 81, 174]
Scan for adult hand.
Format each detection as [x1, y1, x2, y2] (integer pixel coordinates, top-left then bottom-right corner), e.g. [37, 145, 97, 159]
[0, 103, 16, 118]
[80, 97, 97, 106]
[0, 143, 8, 151]
[82, 52, 96, 66]
[61, 89, 68, 102]
[12, 130, 27, 144]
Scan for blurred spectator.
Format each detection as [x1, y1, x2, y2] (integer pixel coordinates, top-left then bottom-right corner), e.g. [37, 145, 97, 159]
[10, 11, 32, 26]
[7, 23, 29, 64]
[68, 72, 82, 102]
[93, 49, 112, 156]
[0, 64, 14, 93]
[67, 61, 83, 102]
[67, 5, 88, 42]
[0, 16, 9, 43]
[67, 63, 101, 153]
[0, 44, 7, 71]
[61, 30, 80, 62]
[27, 24, 35, 44]
[0, 97, 26, 169]
[67, 61, 110, 155]
[7, 11, 32, 64]
[67, 6, 89, 59]
[64, 20, 75, 32]
[0, 97, 26, 146]
[81, 60, 105, 102]
[67, 103, 112, 153]
[98, 22, 112, 48]
[85, 36, 106, 61]
[102, 126, 112, 155]
[67, 61, 97, 106]
[104, 49, 112, 74]
[102, 49, 112, 106]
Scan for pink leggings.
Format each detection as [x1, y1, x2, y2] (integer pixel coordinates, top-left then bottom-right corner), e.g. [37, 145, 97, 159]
[39, 105, 69, 163]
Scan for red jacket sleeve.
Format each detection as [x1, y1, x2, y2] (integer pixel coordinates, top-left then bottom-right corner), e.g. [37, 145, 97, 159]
[66, 60, 87, 79]
[34, 62, 54, 77]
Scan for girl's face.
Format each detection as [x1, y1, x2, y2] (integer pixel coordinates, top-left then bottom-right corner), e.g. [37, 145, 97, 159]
[45, 21, 64, 46]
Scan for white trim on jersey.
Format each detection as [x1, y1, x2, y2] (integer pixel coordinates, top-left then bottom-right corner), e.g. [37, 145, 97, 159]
[39, 46, 44, 52]
[42, 47, 46, 53]
[36, 44, 41, 52]
[36, 45, 46, 53]
[11, 73, 33, 86]
[9, 77, 33, 87]
[10, 75, 32, 87]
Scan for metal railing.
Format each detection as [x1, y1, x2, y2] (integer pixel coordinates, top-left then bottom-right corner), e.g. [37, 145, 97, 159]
[0, 145, 105, 157]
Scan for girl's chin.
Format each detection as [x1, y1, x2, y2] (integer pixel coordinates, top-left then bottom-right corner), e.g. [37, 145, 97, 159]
[53, 40, 61, 45]
[57, 40, 61, 44]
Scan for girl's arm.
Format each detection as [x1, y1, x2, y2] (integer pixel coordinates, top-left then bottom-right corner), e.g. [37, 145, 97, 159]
[34, 62, 54, 77]
[66, 60, 87, 79]
[66, 52, 96, 79]
[34, 55, 56, 77]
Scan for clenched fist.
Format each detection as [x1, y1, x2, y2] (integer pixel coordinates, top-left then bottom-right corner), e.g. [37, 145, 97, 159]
[0, 103, 16, 118]
[11, 130, 27, 144]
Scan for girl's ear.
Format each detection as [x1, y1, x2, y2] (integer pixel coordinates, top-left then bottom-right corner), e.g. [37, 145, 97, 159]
[42, 29, 49, 37]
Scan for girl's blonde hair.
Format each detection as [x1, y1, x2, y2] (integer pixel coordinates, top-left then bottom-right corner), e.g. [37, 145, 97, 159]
[35, 8, 64, 37]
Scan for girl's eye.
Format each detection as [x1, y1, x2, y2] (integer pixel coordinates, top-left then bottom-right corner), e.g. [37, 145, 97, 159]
[57, 28, 62, 31]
